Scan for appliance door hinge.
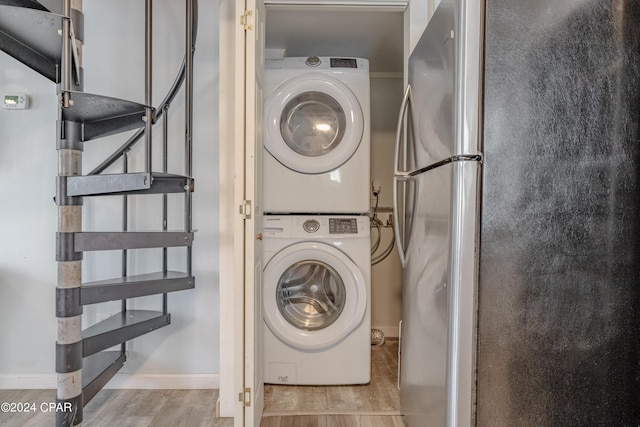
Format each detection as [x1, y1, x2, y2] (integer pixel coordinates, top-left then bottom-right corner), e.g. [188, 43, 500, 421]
[240, 10, 253, 31]
[239, 200, 252, 219]
[239, 387, 252, 407]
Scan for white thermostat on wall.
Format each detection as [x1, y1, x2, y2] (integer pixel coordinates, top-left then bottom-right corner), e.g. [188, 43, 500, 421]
[2, 93, 29, 109]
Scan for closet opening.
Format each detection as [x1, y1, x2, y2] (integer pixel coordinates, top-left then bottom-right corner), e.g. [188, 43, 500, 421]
[261, 2, 406, 419]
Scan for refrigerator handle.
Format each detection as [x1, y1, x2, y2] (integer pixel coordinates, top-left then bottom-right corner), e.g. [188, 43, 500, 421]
[394, 84, 411, 175]
[393, 174, 408, 268]
[393, 84, 411, 268]
[397, 319, 402, 390]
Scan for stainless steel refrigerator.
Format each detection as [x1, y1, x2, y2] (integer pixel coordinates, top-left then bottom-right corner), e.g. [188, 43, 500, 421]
[393, 0, 640, 426]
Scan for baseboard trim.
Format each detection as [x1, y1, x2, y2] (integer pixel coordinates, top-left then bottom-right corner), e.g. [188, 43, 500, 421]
[263, 410, 403, 417]
[0, 374, 219, 390]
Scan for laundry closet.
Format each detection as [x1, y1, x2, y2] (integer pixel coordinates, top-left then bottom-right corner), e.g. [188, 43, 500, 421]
[218, 0, 437, 421]
[264, 0, 406, 346]
[259, 0, 406, 412]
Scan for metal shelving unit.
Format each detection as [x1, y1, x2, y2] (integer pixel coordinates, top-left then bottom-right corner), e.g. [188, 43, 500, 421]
[0, 1, 197, 425]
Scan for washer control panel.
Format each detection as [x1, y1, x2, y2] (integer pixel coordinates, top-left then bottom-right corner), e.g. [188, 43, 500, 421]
[329, 218, 358, 234]
[263, 216, 369, 238]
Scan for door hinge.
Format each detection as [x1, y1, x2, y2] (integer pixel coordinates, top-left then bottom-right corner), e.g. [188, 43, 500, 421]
[238, 387, 252, 407]
[240, 10, 253, 31]
[239, 200, 252, 219]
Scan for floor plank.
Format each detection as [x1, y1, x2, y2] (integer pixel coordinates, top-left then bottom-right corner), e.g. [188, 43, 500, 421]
[260, 414, 406, 427]
[0, 389, 232, 427]
[264, 340, 400, 416]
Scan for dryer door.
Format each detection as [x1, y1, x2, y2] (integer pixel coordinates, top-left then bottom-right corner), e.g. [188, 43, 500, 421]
[264, 74, 364, 174]
[263, 242, 367, 350]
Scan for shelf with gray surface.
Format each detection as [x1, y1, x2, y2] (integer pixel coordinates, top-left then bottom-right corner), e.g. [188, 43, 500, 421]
[0, 0, 48, 11]
[81, 272, 195, 306]
[0, 2, 80, 85]
[66, 172, 193, 197]
[61, 91, 153, 142]
[82, 310, 171, 358]
[73, 231, 193, 252]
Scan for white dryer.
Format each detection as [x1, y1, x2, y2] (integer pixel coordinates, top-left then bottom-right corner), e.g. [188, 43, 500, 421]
[263, 56, 370, 214]
[262, 215, 371, 385]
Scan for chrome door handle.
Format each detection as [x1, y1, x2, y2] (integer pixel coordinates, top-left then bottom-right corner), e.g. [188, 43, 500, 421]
[397, 320, 402, 390]
[393, 174, 409, 268]
[394, 84, 412, 176]
[393, 84, 412, 268]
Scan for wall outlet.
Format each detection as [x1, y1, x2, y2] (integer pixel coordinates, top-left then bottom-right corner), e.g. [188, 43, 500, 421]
[372, 179, 382, 196]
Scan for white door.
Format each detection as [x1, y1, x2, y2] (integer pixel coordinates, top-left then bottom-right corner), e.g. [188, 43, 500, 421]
[241, 0, 265, 425]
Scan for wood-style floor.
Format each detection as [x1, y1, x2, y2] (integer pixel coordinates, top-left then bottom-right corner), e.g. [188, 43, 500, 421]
[262, 340, 402, 426]
[260, 414, 405, 427]
[0, 389, 231, 427]
[0, 341, 402, 426]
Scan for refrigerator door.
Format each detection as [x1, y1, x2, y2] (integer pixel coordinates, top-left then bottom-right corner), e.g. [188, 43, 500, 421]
[405, 0, 455, 171]
[399, 159, 480, 427]
[399, 163, 453, 427]
[445, 159, 480, 427]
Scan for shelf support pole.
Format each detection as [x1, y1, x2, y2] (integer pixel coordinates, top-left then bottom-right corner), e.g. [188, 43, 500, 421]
[56, 1, 84, 425]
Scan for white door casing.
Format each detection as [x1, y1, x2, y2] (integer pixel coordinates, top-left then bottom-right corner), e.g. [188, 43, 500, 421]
[242, 0, 266, 426]
[220, 0, 266, 424]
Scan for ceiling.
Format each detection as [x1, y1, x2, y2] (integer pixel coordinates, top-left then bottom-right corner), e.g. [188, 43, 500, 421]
[265, 7, 405, 75]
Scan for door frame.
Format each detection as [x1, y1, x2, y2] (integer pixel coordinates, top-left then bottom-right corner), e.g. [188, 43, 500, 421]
[218, 0, 264, 424]
[218, 0, 431, 423]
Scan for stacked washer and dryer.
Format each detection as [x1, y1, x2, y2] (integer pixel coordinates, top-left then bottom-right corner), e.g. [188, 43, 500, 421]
[262, 56, 372, 385]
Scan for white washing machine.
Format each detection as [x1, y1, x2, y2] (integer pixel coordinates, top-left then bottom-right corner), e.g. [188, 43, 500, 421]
[262, 215, 371, 385]
[263, 56, 370, 214]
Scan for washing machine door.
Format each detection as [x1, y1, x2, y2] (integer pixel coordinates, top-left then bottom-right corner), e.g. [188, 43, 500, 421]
[263, 241, 367, 350]
[264, 74, 364, 174]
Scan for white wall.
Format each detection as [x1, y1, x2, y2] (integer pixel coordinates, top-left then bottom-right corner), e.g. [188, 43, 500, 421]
[369, 77, 404, 337]
[409, 0, 441, 53]
[0, 57, 58, 385]
[0, 0, 221, 389]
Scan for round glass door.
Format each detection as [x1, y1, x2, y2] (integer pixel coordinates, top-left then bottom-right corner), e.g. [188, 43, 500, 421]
[264, 75, 364, 174]
[280, 92, 346, 157]
[263, 242, 367, 350]
[276, 260, 346, 331]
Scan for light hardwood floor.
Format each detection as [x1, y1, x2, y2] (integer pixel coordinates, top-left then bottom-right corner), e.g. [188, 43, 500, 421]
[262, 340, 402, 426]
[0, 341, 402, 426]
[260, 414, 405, 427]
[0, 389, 231, 427]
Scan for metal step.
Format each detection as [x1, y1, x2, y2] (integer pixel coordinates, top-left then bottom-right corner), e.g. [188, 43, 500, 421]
[82, 310, 170, 357]
[0, 0, 64, 13]
[61, 91, 153, 142]
[74, 231, 194, 252]
[82, 351, 125, 405]
[0, 0, 47, 11]
[0, 3, 80, 84]
[66, 172, 193, 197]
[81, 271, 195, 305]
